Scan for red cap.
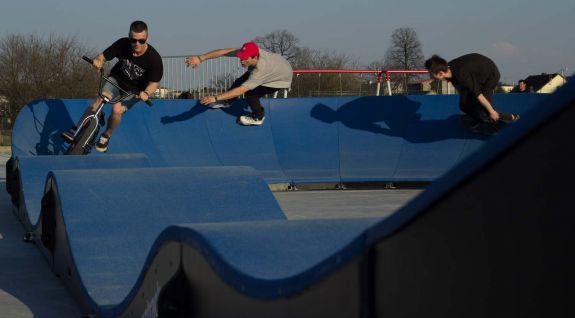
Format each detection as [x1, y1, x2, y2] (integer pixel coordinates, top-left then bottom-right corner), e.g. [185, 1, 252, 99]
[236, 42, 259, 60]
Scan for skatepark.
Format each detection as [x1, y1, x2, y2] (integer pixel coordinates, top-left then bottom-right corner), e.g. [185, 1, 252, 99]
[2, 82, 574, 317]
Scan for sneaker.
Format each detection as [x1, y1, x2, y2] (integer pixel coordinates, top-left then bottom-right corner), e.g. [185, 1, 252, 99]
[61, 126, 78, 143]
[507, 113, 520, 123]
[95, 134, 110, 152]
[238, 115, 265, 126]
[206, 102, 231, 109]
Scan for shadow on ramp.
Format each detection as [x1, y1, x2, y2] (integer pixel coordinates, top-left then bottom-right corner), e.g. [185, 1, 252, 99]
[311, 96, 488, 142]
[5, 89, 573, 317]
[45, 83, 575, 317]
[159, 99, 252, 125]
[13, 99, 78, 157]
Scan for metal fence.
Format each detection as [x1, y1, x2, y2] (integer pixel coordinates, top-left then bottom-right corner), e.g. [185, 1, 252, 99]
[159, 55, 430, 99]
[159, 55, 244, 99]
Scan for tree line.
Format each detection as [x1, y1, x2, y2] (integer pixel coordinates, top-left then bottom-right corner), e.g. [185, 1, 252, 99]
[0, 35, 100, 125]
[253, 28, 425, 97]
[0, 27, 425, 128]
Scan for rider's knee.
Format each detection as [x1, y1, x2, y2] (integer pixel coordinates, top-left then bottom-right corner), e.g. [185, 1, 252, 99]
[102, 91, 113, 100]
[112, 104, 127, 115]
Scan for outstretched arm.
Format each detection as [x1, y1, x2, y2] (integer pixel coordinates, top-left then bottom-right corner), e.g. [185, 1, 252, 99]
[199, 86, 249, 105]
[185, 48, 238, 68]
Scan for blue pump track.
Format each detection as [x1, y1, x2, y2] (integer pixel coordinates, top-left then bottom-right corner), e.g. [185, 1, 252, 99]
[5, 88, 575, 317]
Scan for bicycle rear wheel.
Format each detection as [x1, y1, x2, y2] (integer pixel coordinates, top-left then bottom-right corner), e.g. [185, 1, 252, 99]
[65, 120, 99, 155]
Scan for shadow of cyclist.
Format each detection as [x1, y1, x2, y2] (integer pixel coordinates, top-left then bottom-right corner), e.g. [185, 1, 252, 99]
[22, 99, 76, 156]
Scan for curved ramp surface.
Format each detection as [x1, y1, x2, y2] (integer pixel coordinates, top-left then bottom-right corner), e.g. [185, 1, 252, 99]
[151, 82, 574, 318]
[12, 153, 151, 230]
[39, 166, 285, 316]
[6, 90, 571, 317]
[364, 81, 575, 317]
[11, 94, 547, 184]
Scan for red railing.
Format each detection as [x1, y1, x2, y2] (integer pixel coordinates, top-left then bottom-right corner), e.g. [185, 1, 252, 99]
[292, 69, 429, 96]
[159, 55, 431, 98]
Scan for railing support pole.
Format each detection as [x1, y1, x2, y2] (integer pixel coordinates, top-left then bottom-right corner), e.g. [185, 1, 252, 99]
[386, 71, 392, 96]
[376, 72, 382, 96]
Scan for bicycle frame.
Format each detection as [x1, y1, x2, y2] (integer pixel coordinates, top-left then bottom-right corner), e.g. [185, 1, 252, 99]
[65, 56, 151, 155]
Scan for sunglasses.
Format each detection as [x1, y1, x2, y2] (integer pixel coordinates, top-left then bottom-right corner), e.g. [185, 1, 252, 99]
[129, 38, 147, 45]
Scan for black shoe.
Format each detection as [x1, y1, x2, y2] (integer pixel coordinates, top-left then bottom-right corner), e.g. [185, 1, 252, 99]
[95, 134, 110, 152]
[61, 126, 77, 143]
[501, 113, 520, 124]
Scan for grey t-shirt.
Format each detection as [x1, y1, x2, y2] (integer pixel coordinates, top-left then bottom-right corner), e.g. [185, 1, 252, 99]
[241, 49, 293, 90]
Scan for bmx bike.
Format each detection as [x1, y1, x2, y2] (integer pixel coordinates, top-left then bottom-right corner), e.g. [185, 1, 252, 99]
[63, 55, 152, 155]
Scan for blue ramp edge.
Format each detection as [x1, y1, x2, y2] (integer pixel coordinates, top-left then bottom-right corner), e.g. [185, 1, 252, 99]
[15, 153, 151, 229]
[11, 99, 89, 157]
[11, 94, 550, 185]
[336, 94, 544, 182]
[270, 97, 341, 183]
[176, 217, 382, 299]
[47, 166, 285, 309]
[366, 81, 575, 243]
[148, 83, 573, 313]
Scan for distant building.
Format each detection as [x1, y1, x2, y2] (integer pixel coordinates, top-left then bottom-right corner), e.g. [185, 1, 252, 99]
[406, 75, 565, 95]
[497, 84, 515, 93]
[413, 80, 456, 95]
[512, 73, 567, 93]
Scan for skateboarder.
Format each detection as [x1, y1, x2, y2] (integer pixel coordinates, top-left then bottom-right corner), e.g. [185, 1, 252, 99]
[425, 53, 519, 133]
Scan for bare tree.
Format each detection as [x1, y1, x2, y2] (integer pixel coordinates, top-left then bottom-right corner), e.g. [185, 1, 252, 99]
[291, 48, 363, 96]
[211, 72, 238, 92]
[383, 27, 425, 94]
[0, 34, 98, 124]
[251, 30, 364, 96]
[253, 30, 300, 62]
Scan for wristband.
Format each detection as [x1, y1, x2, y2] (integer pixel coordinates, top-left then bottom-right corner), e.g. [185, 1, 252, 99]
[214, 96, 218, 102]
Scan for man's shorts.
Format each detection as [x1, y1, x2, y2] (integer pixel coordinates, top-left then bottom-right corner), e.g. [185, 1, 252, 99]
[103, 76, 139, 111]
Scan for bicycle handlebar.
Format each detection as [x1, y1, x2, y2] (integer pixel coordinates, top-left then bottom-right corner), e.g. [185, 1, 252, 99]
[82, 55, 153, 107]
[82, 55, 93, 64]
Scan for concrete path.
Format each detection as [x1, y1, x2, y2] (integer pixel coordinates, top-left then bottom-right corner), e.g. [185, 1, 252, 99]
[0, 150, 83, 317]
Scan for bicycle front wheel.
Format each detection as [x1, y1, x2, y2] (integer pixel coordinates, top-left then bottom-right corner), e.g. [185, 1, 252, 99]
[65, 120, 99, 155]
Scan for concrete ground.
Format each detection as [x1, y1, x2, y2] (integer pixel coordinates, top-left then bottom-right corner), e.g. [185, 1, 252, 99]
[0, 148, 84, 318]
[0, 148, 422, 317]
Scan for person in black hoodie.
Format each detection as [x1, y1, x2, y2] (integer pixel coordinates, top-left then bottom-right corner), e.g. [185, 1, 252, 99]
[425, 53, 519, 132]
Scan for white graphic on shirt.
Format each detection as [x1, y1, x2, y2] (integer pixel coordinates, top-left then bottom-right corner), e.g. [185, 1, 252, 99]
[121, 59, 145, 81]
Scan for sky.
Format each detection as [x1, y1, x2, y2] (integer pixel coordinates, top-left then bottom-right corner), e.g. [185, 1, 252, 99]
[1, 0, 574, 84]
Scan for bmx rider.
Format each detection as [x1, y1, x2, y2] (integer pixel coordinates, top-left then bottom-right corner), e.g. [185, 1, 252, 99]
[62, 20, 163, 152]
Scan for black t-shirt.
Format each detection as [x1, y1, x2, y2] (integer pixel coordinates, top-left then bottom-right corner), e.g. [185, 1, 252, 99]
[103, 38, 163, 91]
[448, 53, 500, 97]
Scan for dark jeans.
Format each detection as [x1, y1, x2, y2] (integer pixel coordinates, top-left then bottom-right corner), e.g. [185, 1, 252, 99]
[459, 75, 514, 124]
[229, 71, 281, 119]
[459, 90, 493, 123]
